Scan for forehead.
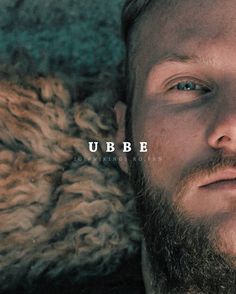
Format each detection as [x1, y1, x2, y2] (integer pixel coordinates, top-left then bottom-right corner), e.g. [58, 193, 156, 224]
[133, 0, 236, 73]
[129, 0, 236, 108]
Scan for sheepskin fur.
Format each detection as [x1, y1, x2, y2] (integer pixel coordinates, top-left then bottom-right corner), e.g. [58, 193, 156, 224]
[0, 74, 140, 292]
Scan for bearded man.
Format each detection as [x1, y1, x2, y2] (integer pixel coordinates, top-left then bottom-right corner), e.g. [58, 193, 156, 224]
[115, 0, 236, 292]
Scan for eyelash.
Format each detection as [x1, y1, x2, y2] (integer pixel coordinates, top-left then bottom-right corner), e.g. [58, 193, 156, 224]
[166, 78, 212, 93]
[159, 77, 214, 105]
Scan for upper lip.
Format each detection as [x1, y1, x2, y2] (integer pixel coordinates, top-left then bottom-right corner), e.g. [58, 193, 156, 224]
[199, 168, 236, 188]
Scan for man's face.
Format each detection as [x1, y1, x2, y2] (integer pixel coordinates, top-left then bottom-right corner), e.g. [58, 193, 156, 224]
[129, 0, 236, 291]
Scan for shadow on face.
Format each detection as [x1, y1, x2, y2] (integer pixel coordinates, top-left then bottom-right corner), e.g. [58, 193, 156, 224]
[122, 0, 236, 291]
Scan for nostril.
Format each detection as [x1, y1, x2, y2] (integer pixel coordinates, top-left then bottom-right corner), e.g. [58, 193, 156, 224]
[218, 136, 224, 143]
[218, 136, 230, 144]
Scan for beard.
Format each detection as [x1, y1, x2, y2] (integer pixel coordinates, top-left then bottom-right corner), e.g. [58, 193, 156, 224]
[128, 151, 236, 293]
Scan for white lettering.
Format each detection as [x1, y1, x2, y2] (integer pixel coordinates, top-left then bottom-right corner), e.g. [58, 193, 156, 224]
[140, 142, 148, 152]
[88, 142, 148, 153]
[123, 142, 132, 152]
[88, 142, 98, 152]
[106, 142, 115, 152]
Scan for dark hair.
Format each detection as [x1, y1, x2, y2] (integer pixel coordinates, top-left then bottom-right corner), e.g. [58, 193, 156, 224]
[121, 0, 153, 125]
[121, 1, 155, 147]
[121, 1, 156, 170]
[121, 0, 154, 104]
[122, 0, 153, 44]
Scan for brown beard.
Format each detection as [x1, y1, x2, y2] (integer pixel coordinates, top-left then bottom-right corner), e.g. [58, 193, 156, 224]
[128, 151, 236, 293]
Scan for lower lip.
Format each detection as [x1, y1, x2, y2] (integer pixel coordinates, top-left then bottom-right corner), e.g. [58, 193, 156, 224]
[200, 179, 236, 190]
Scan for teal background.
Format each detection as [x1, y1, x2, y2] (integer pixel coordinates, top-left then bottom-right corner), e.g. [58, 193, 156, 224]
[0, 0, 125, 76]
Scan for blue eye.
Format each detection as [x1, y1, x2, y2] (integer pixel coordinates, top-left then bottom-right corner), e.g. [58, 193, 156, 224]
[176, 81, 201, 91]
[164, 78, 212, 104]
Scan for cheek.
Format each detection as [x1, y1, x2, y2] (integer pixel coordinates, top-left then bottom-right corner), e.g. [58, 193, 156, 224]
[133, 107, 209, 191]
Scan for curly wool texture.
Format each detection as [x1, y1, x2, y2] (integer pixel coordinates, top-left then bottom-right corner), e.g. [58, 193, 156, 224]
[0, 77, 140, 291]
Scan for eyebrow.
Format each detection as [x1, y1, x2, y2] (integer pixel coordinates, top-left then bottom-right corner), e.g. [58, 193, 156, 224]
[145, 53, 204, 96]
[151, 52, 200, 68]
[146, 52, 208, 83]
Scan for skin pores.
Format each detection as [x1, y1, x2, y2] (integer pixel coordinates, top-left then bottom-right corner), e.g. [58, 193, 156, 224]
[131, 0, 236, 260]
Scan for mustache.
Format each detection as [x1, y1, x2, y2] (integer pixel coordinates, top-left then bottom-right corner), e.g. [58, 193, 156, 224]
[174, 153, 236, 198]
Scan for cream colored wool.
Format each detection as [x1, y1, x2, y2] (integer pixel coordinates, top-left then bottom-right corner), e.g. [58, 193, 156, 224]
[0, 76, 140, 291]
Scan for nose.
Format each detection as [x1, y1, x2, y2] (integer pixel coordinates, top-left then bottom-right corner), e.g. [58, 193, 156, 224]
[207, 102, 236, 154]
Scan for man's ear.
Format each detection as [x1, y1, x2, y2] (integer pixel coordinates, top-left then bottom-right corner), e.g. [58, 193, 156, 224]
[114, 101, 128, 173]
